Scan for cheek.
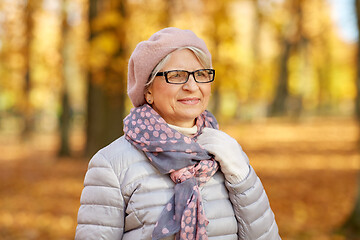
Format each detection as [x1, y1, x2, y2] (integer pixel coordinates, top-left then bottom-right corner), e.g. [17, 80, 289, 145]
[153, 83, 179, 102]
[202, 85, 212, 100]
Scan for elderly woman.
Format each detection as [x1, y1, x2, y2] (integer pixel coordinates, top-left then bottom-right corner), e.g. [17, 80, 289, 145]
[75, 27, 281, 240]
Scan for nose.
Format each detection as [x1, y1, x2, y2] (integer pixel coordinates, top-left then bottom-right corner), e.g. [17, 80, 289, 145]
[182, 74, 199, 91]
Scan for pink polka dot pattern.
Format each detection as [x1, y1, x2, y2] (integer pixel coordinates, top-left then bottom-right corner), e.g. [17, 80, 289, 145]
[123, 104, 219, 239]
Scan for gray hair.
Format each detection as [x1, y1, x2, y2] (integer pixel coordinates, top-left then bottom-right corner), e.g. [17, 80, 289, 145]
[144, 46, 211, 90]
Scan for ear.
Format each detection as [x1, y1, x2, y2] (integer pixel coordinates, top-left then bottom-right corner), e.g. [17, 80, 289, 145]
[144, 88, 153, 104]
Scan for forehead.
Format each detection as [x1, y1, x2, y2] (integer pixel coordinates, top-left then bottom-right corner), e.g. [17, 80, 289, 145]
[161, 49, 204, 71]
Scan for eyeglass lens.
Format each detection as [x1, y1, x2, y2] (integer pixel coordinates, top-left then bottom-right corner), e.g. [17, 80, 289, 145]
[166, 69, 214, 83]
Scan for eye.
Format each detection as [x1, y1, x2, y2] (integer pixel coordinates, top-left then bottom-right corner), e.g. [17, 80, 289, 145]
[196, 70, 208, 77]
[168, 72, 180, 79]
[167, 71, 186, 79]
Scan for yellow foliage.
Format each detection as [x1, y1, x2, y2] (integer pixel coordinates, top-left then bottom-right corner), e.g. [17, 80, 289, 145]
[89, 32, 119, 70]
[0, 0, 359, 124]
[91, 10, 124, 31]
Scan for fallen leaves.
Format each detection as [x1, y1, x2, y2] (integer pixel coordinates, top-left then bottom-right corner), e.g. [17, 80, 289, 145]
[223, 117, 359, 239]
[0, 117, 359, 239]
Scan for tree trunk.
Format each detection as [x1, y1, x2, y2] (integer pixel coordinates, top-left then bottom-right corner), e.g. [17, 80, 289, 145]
[206, 0, 228, 118]
[86, 76, 126, 156]
[356, 0, 360, 121]
[22, 0, 34, 139]
[269, 0, 304, 117]
[342, 173, 360, 237]
[248, 0, 262, 101]
[341, 0, 360, 237]
[269, 39, 291, 116]
[59, 91, 72, 156]
[317, 45, 331, 113]
[58, 0, 72, 157]
[85, 0, 127, 157]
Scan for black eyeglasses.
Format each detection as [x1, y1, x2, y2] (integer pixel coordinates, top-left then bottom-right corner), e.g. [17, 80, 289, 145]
[156, 69, 215, 84]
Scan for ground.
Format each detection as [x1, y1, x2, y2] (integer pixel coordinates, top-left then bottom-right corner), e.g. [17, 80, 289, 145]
[0, 117, 359, 239]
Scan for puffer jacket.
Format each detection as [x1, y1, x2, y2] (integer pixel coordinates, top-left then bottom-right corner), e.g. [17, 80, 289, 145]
[75, 136, 280, 240]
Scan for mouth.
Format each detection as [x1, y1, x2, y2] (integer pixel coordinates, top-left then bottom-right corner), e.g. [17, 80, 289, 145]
[178, 97, 201, 105]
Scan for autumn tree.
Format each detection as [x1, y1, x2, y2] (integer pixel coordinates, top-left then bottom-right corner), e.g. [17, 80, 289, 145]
[269, 0, 307, 117]
[356, 0, 360, 123]
[205, 0, 236, 117]
[22, 0, 35, 137]
[313, 2, 333, 114]
[0, 1, 35, 136]
[248, 0, 263, 102]
[341, 0, 360, 237]
[85, 0, 128, 156]
[58, 0, 72, 156]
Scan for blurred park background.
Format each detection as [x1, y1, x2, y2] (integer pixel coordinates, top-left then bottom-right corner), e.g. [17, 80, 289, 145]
[1, 0, 360, 239]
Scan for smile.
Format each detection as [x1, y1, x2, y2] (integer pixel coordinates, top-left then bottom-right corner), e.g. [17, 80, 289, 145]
[178, 98, 200, 105]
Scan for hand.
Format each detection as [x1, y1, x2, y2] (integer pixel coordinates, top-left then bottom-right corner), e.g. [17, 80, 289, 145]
[197, 128, 250, 183]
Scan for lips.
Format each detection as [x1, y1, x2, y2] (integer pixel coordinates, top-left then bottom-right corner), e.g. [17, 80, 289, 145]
[178, 97, 200, 105]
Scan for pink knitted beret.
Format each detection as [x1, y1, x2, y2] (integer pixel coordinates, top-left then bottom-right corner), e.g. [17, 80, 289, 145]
[127, 27, 212, 107]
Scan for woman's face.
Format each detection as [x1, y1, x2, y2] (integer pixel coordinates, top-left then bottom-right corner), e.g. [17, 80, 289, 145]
[146, 49, 212, 128]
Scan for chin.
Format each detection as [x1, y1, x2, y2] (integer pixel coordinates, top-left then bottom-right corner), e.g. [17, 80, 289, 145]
[180, 111, 202, 121]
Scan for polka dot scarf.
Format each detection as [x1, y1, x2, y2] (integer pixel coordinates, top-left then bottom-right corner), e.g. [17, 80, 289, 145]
[123, 104, 219, 240]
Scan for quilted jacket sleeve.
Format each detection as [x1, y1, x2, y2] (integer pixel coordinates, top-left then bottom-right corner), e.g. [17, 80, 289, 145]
[75, 151, 125, 240]
[225, 166, 281, 240]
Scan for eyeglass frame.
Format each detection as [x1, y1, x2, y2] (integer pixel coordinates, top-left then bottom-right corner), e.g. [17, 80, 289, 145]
[155, 69, 215, 84]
